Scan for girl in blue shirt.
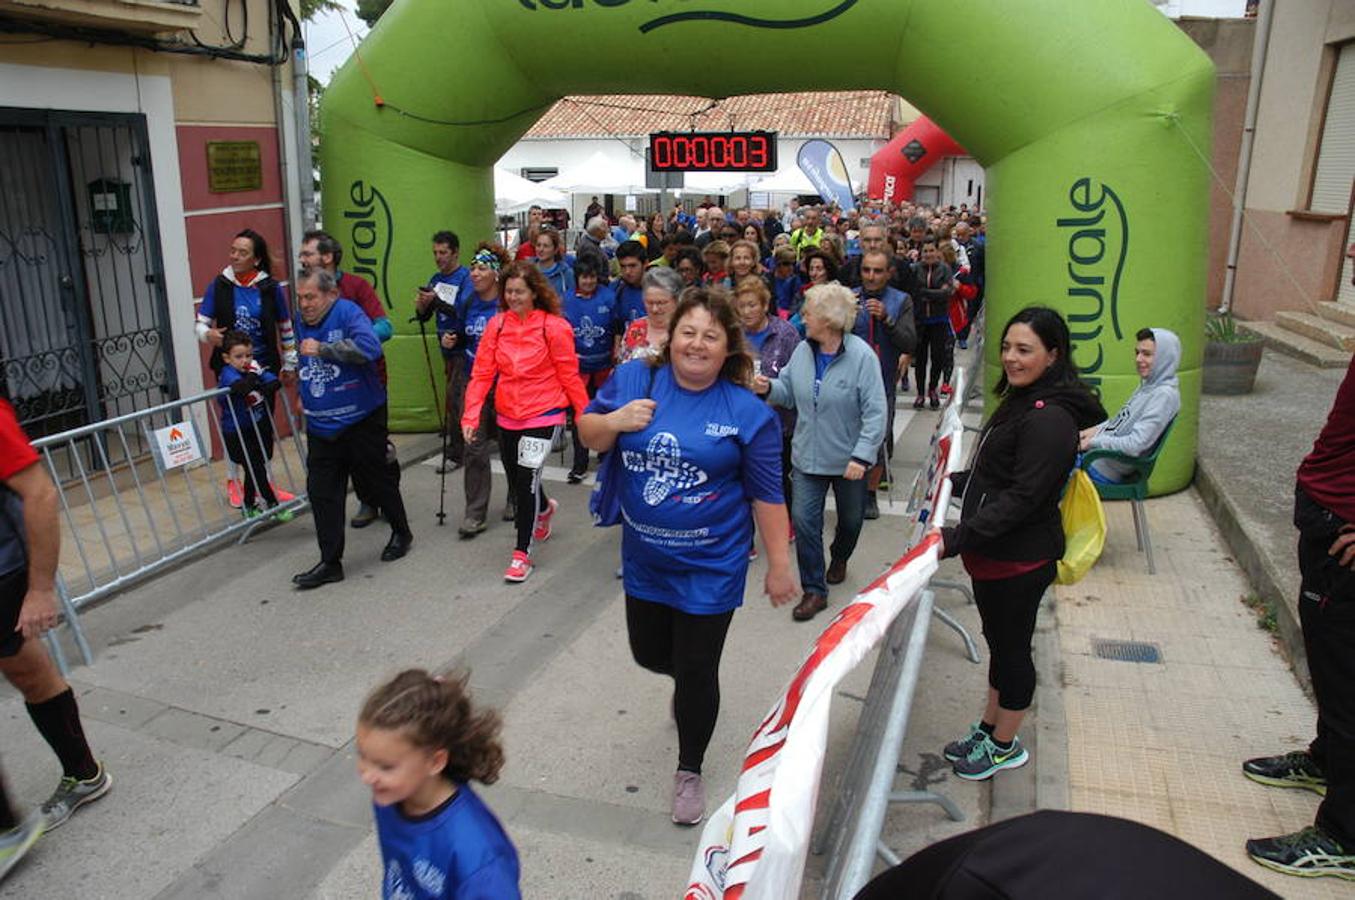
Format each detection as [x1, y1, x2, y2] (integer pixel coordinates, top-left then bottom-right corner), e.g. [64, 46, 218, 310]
[578, 288, 798, 827]
[358, 669, 520, 900]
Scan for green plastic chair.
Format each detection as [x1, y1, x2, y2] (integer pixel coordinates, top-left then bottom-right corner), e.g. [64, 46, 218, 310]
[1079, 417, 1177, 575]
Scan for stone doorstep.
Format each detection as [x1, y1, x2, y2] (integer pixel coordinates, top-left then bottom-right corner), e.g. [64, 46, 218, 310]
[1238, 320, 1352, 369]
[1273, 309, 1355, 352]
[1316, 300, 1355, 330]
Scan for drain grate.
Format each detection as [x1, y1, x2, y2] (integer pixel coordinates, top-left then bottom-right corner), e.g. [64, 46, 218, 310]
[1091, 638, 1162, 664]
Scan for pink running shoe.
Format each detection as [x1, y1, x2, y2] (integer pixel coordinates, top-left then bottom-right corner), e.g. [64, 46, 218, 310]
[532, 498, 558, 542]
[504, 550, 533, 583]
[226, 478, 243, 509]
[271, 483, 297, 503]
[672, 770, 705, 825]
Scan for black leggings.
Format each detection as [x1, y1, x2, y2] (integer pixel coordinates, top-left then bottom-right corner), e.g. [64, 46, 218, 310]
[223, 417, 276, 508]
[913, 321, 952, 394]
[498, 425, 555, 553]
[973, 562, 1056, 712]
[626, 595, 735, 773]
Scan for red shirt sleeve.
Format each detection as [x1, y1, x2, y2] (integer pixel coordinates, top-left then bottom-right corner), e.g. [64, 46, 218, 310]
[0, 399, 39, 482]
[340, 273, 386, 323]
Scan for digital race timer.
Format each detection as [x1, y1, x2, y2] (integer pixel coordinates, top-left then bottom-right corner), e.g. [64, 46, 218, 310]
[648, 131, 778, 173]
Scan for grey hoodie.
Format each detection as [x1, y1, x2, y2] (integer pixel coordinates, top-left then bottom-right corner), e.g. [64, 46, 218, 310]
[1088, 328, 1181, 481]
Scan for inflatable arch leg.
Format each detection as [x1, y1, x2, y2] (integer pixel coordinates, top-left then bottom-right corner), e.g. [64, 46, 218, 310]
[321, 0, 1213, 494]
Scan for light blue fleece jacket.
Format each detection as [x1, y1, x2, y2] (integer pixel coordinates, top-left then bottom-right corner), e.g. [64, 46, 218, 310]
[766, 333, 887, 476]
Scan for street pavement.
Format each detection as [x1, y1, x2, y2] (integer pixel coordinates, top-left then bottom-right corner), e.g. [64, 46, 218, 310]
[1, 345, 1347, 897]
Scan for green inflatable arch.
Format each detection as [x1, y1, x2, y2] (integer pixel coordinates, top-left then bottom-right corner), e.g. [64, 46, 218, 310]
[321, 0, 1214, 493]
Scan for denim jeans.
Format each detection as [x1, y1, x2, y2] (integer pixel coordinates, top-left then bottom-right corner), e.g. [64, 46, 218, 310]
[791, 468, 868, 596]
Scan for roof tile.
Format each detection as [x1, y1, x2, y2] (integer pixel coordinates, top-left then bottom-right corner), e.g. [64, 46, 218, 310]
[524, 92, 899, 139]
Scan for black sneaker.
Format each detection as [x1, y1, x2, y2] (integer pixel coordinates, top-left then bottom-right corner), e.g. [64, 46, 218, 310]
[864, 492, 879, 520]
[1246, 826, 1355, 881]
[1243, 750, 1327, 796]
[566, 470, 585, 485]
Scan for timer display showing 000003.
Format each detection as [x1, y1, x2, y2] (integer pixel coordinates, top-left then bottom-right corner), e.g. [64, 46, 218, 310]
[648, 132, 778, 172]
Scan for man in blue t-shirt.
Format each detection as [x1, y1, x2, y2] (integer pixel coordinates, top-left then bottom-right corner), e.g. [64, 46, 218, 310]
[611, 241, 648, 329]
[415, 230, 473, 472]
[293, 269, 412, 590]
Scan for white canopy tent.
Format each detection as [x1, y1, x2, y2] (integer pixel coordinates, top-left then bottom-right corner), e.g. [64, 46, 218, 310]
[540, 150, 655, 196]
[747, 167, 817, 194]
[494, 167, 567, 215]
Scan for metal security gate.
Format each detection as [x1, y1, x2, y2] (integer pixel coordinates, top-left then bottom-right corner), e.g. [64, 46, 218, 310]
[0, 108, 177, 441]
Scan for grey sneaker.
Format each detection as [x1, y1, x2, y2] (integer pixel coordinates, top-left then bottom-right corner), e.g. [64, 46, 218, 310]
[943, 721, 987, 762]
[0, 813, 43, 884]
[39, 763, 111, 831]
[672, 770, 705, 826]
[953, 735, 1029, 781]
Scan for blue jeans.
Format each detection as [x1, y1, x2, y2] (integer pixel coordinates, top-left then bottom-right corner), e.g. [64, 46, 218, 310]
[791, 468, 868, 596]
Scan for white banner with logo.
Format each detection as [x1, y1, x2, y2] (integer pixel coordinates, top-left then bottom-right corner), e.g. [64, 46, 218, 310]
[685, 402, 965, 900]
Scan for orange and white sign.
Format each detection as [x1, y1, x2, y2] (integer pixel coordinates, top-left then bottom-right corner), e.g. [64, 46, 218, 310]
[153, 421, 203, 469]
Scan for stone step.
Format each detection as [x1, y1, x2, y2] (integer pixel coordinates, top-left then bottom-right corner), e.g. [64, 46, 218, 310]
[1274, 310, 1355, 351]
[1316, 301, 1355, 329]
[1239, 320, 1352, 368]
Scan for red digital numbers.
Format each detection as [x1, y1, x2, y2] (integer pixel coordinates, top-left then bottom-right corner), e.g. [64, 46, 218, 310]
[649, 132, 778, 172]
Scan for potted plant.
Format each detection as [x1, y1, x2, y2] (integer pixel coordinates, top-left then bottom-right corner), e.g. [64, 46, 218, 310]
[1202, 310, 1264, 395]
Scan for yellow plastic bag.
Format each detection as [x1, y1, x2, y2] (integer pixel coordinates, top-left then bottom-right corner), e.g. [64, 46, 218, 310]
[1056, 469, 1106, 585]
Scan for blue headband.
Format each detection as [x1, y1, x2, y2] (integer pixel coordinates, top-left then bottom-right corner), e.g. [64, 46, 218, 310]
[471, 249, 501, 271]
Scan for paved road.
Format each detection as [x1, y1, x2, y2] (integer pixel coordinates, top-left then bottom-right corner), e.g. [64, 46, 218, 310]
[2, 391, 996, 898]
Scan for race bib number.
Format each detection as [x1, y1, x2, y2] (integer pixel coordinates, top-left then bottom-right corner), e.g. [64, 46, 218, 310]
[517, 435, 551, 469]
[433, 282, 460, 309]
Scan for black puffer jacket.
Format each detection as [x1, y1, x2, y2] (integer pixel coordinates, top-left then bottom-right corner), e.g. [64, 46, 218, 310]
[941, 374, 1105, 563]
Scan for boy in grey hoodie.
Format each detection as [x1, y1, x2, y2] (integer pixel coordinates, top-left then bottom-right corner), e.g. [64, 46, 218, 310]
[1079, 328, 1181, 483]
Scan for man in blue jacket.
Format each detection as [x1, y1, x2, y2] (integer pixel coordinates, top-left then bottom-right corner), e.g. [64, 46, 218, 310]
[293, 269, 412, 589]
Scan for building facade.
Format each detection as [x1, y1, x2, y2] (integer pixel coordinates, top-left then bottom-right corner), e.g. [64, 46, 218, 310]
[0, 0, 307, 435]
[1227, 1, 1355, 341]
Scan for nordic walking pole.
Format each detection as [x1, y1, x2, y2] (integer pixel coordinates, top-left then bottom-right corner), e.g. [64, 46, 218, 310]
[413, 309, 449, 526]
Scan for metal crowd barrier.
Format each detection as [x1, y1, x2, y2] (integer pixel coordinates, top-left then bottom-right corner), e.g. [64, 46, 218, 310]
[816, 367, 980, 897]
[34, 386, 309, 672]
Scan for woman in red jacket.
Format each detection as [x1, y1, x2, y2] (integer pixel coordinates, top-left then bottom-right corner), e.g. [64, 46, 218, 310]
[462, 263, 591, 583]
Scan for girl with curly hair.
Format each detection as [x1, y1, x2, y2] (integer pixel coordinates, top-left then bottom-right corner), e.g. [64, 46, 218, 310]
[358, 668, 519, 899]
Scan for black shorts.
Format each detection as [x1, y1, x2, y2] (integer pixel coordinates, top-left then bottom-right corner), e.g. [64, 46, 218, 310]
[0, 567, 26, 658]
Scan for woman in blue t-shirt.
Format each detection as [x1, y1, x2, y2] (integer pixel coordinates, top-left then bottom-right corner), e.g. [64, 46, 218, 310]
[578, 287, 798, 827]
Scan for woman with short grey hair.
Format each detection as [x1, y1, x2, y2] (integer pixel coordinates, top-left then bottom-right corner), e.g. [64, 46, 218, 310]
[617, 267, 684, 363]
[754, 283, 887, 622]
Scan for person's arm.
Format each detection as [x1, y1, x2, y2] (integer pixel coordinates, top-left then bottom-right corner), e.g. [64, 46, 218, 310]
[195, 282, 225, 346]
[1088, 394, 1178, 457]
[741, 411, 797, 606]
[317, 307, 382, 364]
[577, 363, 653, 453]
[6, 461, 61, 639]
[853, 354, 888, 464]
[886, 295, 917, 355]
[461, 316, 502, 435]
[352, 278, 393, 343]
[275, 284, 299, 371]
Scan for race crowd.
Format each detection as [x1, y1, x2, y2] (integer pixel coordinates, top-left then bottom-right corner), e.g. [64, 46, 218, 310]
[1, 198, 1352, 897]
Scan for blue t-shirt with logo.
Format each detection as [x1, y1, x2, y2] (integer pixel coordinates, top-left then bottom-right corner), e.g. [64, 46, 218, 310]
[586, 361, 783, 615]
[428, 268, 472, 360]
[612, 280, 647, 327]
[563, 289, 619, 373]
[373, 783, 520, 900]
[202, 277, 290, 370]
[294, 299, 385, 438]
[216, 364, 278, 434]
[460, 293, 500, 365]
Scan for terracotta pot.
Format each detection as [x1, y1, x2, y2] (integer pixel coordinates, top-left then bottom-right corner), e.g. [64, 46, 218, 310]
[1202, 339, 1263, 395]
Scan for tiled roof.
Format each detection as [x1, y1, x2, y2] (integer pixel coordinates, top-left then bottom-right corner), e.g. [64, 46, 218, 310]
[524, 92, 900, 139]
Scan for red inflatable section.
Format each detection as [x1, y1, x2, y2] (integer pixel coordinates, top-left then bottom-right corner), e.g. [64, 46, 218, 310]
[866, 115, 965, 203]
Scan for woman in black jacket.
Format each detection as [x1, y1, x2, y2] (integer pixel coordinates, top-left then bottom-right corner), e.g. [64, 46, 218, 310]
[936, 306, 1105, 781]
